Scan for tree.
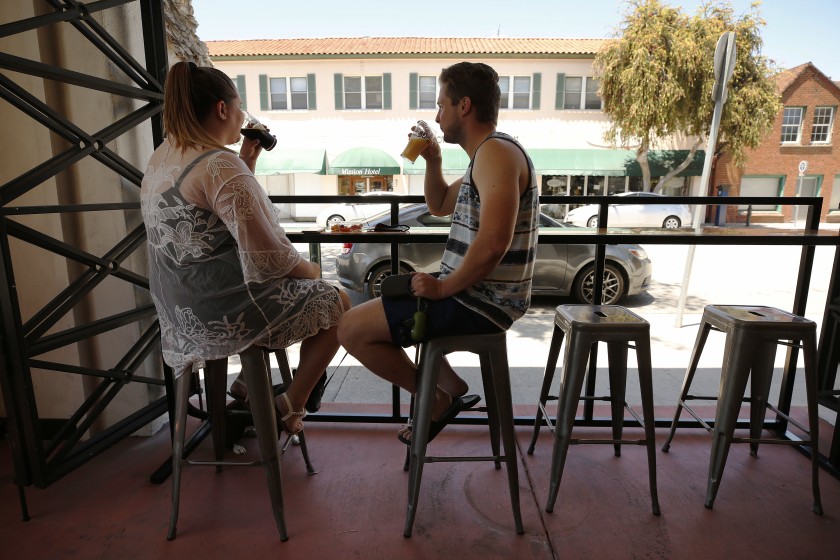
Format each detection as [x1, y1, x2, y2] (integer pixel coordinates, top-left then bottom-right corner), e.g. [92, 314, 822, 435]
[595, 0, 781, 192]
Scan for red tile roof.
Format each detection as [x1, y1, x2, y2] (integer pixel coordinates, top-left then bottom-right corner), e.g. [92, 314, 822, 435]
[206, 37, 608, 57]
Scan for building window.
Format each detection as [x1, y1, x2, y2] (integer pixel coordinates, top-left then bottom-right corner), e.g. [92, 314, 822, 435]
[269, 77, 309, 110]
[344, 76, 383, 110]
[419, 76, 437, 109]
[561, 76, 601, 110]
[607, 176, 627, 195]
[811, 106, 834, 143]
[780, 107, 804, 143]
[499, 76, 532, 109]
[585, 78, 601, 110]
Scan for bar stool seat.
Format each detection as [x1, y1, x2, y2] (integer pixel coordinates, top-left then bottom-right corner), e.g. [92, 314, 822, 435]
[528, 304, 660, 515]
[661, 304, 822, 515]
[404, 332, 524, 537]
[168, 346, 300, 541]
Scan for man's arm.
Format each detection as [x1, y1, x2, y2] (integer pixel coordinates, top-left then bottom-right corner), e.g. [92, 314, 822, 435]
[413, 139, 525, 299]
[422, 138, 461, 216]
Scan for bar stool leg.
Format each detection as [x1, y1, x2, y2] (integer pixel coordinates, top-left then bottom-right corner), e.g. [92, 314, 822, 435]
[606, 341, 628, 457]
[479, 352, 502, 469]
[528, 325, 564, 455]
[662, 320, 712, 452]
[404, 344, 442, 538]
[634, 334, 661, 515]
[489, 344, 524, 534]
[801, 333, 823, 515]
[705, 331, 752, 509]
[546, 332, 591, 513]
[167, 369, 193, 540]
[241, 347, 288, 541]
[204, 360, 228, 472]
[747, 340, 777, 457]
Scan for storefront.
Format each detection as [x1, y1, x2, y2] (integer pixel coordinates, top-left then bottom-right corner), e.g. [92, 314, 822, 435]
[530, 149, 705, 219]
[328, 147, 401, 194]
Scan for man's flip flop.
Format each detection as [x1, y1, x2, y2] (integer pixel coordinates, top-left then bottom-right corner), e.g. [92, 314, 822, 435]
[398, 394, 481, 445]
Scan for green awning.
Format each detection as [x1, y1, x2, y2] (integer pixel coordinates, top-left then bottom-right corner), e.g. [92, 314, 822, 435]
[402, 149, 472, 175]
[527, 149, 705, 177]
[254, 149, 327, 175]
[327, 147, 401, 175]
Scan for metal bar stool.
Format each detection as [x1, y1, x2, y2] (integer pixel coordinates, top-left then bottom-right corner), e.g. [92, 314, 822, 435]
[168, 346, 288, 541]
[203, 349, 316, 474]
[528, 304, 660, 515]
[404, 332, 524, 538]
[661, 305, 822, 514]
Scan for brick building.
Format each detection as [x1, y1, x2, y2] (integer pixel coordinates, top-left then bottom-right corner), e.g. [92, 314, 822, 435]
[713, 62, 840, 225]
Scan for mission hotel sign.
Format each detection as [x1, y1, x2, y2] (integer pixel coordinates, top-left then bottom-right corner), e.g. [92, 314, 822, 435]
[338, 168, 383, 175]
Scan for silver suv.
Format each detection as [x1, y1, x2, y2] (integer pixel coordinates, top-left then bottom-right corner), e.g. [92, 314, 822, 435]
[335, 203, 652, 304]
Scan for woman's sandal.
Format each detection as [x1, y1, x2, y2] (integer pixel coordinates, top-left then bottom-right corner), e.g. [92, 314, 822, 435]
[276, 392, 306, 435]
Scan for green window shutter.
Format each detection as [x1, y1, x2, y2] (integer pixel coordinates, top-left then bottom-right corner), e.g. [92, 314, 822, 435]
[409, 72, 418, 110]
[334, 73, 344, 110]
[307, 73, 316, 110]
[236, 75, 247, 110]
[383, 72, 392, 110]
[259, 74, 268, 110]
[532, 73, 541, 110]
[555, 73, 565, 110]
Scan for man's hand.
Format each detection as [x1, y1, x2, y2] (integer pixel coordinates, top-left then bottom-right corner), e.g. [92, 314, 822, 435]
[410, 272, 446, 300]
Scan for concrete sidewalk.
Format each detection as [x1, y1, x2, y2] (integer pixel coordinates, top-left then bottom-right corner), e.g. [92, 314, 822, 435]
[251, 227, 838, 422]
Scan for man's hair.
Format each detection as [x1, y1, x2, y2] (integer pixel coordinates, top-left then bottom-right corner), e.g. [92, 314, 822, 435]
[162, 61, 239, 152]
[439, 62, 500, 125]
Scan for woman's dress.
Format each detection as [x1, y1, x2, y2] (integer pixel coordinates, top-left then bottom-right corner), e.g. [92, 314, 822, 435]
[140, 142, 342, 375]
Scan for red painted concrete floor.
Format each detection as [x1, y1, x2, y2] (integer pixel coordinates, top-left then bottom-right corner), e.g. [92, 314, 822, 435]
[2, 404, 839, 560]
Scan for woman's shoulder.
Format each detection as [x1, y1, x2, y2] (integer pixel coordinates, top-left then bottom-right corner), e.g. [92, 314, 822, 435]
[205, 149, 251, 175]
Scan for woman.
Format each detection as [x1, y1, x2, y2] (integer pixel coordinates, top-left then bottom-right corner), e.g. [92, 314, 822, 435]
[141, 61, 349, 434]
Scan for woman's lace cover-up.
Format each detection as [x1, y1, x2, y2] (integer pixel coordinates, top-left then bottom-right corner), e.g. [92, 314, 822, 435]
[141, 141, 343, 375]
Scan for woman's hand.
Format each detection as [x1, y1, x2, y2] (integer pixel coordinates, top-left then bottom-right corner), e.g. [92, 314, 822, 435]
[239, 135, 263, 173]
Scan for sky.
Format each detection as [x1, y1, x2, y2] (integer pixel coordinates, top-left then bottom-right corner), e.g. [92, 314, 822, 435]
[191, 0, 840, 80]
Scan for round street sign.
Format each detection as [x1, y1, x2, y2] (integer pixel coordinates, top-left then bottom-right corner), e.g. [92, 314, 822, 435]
[798, 160, 808, 175]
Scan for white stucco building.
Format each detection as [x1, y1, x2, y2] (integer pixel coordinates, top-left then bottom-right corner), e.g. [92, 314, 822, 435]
[207, 37, 704, 221]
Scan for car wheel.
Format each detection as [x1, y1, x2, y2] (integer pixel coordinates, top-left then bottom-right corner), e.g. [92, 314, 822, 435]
[573, 263, 626, 305]
[586, 216, 599, 228]
[326, 214, 346, 227]
[662, 215, 681, 229]
[365, 263, 412, 299]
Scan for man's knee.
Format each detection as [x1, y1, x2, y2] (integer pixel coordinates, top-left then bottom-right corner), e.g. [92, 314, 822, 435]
[337, 300, 388, 351]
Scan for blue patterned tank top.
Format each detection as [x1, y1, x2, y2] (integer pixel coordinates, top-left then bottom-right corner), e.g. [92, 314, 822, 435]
[439, 132, 539, 329]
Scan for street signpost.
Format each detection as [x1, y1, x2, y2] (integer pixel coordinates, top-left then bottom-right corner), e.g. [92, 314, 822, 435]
[676, 31, 737, 327]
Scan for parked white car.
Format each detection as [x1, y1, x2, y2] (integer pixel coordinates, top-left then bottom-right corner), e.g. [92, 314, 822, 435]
[564, 191, 692, 229]
[315, 191, 403, 228]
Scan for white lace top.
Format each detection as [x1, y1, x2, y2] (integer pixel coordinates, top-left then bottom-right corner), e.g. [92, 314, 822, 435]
[140, 140, 343, 376]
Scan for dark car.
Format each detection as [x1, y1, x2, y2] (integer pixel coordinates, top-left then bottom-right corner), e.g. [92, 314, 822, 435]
[335, 203, 652, 304]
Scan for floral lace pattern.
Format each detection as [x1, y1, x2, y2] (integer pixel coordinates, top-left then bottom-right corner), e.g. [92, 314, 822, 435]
[141, 142, 343, 374]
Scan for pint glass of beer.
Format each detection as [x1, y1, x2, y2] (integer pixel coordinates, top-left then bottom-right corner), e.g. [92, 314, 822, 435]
[400, 120, 431, 163]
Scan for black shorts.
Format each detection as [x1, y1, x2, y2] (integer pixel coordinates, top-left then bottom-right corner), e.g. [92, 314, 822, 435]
[382, 295, 502, 348]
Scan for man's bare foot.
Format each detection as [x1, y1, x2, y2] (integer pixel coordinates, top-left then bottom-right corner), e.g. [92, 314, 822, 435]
[397, 390, 453, 443]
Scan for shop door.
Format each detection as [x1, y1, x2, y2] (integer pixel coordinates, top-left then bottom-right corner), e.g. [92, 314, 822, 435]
[794, 176, 818, 226]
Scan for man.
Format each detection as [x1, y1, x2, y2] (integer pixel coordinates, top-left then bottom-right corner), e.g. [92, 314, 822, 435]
[337, 62, 539, 443]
